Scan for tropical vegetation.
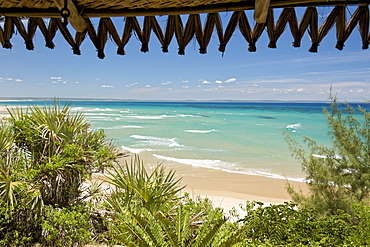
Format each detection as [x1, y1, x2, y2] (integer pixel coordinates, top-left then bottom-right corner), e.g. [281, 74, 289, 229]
[0, 101, 116, 246]
[0, 97, 369, 246]
[285, 95, 370, 215]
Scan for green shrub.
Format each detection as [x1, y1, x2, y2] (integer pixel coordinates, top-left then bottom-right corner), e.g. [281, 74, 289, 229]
[41, 205, 92, 247]
[239, 201, 370, 246]
[0, 101, 116, 246]
[286, 95, 370, 215]
[0, 201, 38, 246]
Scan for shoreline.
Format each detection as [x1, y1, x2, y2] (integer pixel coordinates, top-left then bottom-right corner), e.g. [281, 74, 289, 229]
[121, 152, 309, 212]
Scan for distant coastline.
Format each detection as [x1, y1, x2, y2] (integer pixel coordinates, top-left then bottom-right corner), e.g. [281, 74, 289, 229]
[0, 97, 340, 103]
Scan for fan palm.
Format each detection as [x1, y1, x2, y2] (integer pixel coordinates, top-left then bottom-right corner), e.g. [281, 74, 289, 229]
[0, 121, 23, 210]
[7, 100, 88, 160]
[105, 157, 245, 246]
[6, 100, 116, 207]
[105, 155, 184, 214]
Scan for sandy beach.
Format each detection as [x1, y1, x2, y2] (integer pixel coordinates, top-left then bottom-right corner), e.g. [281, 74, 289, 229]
[121, 152, 309, 213]
[1, 102, 310, 213]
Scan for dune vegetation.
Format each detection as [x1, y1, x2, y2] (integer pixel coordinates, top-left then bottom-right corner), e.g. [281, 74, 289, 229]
[0, 98, 369, 246]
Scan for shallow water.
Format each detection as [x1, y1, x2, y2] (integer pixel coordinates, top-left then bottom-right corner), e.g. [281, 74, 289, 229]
[1, 100, 365, 181]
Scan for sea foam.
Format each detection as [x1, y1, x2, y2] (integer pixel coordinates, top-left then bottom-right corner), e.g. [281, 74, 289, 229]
[286, 123, 301, 133]
[130, 135, 182, 147]
[286, 123, 301, 129]
[121, 145, 153, 153]
[124, 115, 169, 120]
[153, 154, 232, 168]
[104, 125, 144, 130]
[153, 154, 305, 182]
[184, 129, 218, 134]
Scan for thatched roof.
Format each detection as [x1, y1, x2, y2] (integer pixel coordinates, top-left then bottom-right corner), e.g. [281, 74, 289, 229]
[1, 0, 369, 58]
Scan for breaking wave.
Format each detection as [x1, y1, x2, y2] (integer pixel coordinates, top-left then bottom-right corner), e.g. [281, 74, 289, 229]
[184, 129, 218, 134]
[130, 135, 182, 147]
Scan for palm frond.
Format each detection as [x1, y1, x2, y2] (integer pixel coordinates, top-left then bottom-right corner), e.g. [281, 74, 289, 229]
[105, 155, 184, 214]
[0, 168, 23, 208]
[192, 210, 227, 246]
[0, 121, 14, 155]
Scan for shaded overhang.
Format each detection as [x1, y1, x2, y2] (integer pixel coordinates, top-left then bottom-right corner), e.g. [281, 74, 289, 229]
[1, 0, 369, 58]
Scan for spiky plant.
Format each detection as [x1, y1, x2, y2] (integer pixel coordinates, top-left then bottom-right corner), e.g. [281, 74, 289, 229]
[105, 155, 184, 215]
[105, 157, 245, 246]
[109, 196, 245, 246]
[6, 100, 116, 207]
[0, 120, 23, 210]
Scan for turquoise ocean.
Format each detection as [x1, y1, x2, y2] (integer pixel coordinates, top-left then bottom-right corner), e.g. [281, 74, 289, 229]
[1, 100, 365, 182]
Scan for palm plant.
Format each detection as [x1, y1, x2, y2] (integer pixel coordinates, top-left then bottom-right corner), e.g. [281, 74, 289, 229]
[6, 100, 116, 207]
[0, 121, 23, 209]
[0, 168, 23, 209]
[105, 157, 245, 246]
[7, 101, 88, 160]
[0, 101, 117, 246]
[105, 155, 184, 214]
[109, 194, 245, 246]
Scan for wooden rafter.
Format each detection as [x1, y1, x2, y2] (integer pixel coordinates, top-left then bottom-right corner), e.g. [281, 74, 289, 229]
[0, 5, 369, 58]
[52, 0, 87, 32]
[1, 1, 370, 18]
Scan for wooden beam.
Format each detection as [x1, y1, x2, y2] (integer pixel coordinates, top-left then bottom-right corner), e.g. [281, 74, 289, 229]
[255, 0, 271, 23]
[52, 0, 87, 32]
[1, 0, 369, 18]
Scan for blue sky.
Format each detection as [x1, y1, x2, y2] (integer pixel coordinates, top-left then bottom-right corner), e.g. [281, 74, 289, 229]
[0, 7, 369, 101]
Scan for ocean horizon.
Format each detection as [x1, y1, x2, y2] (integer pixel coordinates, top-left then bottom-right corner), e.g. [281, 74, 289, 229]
[1, 99, 367, 182]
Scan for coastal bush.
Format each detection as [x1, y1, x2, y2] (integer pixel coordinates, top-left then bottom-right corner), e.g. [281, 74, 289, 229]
[7, 101, 116, 207]
[105, 155, 184, 215]
[0, 101, 116, 246]
[238, 201, 370, 246]
[0, 201, 36, 246]
[105, 158, 245, 246]
[41, 205, 92, 247]
[286, 95, 370, 215]
[108, 193, 245, 246]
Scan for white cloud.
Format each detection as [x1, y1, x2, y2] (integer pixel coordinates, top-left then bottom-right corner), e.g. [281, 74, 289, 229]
[224, 78, 237, 83]
[161, 81, 172, 85]
[303, 72, 326, 75]
[215, 80, 223, 84]
[75, 81, 80, 84]
[297, 88, 304, 92]
[202, 80, 211, 84]
[182, 86, 189, 88]
[248, 78, 308, 84]
[52, 81, 58, 84]
[6, 78, 13, 80]
[146, 85, 151, 88]
[101, 85, 114, 88]
[182, 80, 189, 83]
[126, 82, 139, 87]
[15, 79, 23, 82]
[51, 76, 62, 80]
[62, 81, 67, 84]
